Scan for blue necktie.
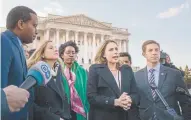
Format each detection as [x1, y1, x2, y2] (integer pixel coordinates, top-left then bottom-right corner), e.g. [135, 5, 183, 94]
[149, 69, 157, 120]
[149, 69, 157, 100]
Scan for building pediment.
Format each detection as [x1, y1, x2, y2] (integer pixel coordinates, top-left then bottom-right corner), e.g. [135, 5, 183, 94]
[48, 14, 112, 30]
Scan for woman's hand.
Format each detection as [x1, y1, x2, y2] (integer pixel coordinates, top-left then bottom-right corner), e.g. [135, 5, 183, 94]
[123, 95, 132, 110]
[114, 92, 132, 110]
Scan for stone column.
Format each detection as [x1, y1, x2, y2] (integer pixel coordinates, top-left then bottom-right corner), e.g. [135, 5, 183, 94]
[56, 29, 60, 47]
[75, 31, 80, 62]
[123, 40, 126, 52]
[93, 34, 96, 58]
[75, 31, 78, 42]
[101, 34, 104, 43]
[126, 39, 129, 52]
[84, 33, 88, 63]
[80, 35, 84, 64]
[119, 40, 122, 52]
[96, 37, 100, 49]
[44, 29, 49, 41]
[62, 33, 65, 44]
[87, 37, 90, 61]
[65, 30, 69, 41]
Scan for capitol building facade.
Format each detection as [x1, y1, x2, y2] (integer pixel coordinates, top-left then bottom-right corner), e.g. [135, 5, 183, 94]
[0, 14, 131, 68]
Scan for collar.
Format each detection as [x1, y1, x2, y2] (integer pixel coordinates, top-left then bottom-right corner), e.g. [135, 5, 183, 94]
[147, 63, 160, 73]
[17, 37, 22, 46]
[51, 69, 57, 77]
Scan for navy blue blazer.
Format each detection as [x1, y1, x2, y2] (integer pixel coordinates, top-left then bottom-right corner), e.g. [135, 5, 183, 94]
[1, 89, 10, 117]
[1, 30, 31, 120]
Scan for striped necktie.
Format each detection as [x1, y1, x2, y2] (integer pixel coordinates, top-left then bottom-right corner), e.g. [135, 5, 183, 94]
[149, 69, 157, 100]
[149, 69, 157, 120]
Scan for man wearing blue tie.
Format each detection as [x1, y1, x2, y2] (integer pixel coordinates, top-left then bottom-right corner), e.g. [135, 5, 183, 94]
[134, 40, 191, 120]
[1, 6, 38, 120]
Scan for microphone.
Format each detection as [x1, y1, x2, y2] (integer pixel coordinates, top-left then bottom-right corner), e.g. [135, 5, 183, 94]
[150, 83, 181, 117]
[176, 87, 191, 98]
[53, 61, 60, 76]
[150, 83, 170, 109]
[19, 61, 52, 90]
[150, 83, 184, 120]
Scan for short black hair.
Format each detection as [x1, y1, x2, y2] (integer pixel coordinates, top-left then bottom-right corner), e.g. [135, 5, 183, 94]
[59, 40, 79, 57]
[119, 52, 132, 63]
[6, 6, 37, 29]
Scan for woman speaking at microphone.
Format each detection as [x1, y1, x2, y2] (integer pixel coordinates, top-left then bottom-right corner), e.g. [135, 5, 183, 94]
[27, 41, 70, 120]
[87, 40, 138, 120]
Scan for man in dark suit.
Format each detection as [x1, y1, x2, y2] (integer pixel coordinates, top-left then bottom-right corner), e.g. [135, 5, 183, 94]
[119, 52, 140, 120]
[119, 52, 132, 67]
[135, 40, 191, 120]
[1, 6, 38, 120]
[1, 85, 29, 116]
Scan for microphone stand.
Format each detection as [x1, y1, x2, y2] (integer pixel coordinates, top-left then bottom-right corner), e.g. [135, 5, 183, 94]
[150, 83, 184, 120]
[150, 83, 171, 110]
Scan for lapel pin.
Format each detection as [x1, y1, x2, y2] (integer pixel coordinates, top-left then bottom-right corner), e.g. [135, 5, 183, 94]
[161, 73, 164, 75]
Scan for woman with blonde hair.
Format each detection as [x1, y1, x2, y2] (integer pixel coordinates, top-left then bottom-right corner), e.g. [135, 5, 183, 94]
[28, 40, 70, 120]
[87, 40, 138, 120]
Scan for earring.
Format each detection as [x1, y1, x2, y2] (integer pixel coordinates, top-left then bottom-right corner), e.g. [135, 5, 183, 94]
[42, 56, 45, 58]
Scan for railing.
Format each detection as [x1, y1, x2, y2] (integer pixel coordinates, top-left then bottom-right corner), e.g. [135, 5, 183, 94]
[112, 27, 128, 32]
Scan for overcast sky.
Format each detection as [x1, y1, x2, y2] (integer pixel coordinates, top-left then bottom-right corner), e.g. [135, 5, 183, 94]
[0, 0, 190, 68]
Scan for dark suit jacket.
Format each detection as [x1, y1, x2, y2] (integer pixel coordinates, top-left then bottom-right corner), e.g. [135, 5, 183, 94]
[1, 30, 30, 120]
[1, 89, 10, 117]
[87, 64, 137, 120]
[135, 65, 191, 120]
[128, 105, 141, 120]
[30, 66, 70, 120]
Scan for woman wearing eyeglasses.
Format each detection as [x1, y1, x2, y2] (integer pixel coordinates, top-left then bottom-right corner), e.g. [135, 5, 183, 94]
[58, 41, 89, 120]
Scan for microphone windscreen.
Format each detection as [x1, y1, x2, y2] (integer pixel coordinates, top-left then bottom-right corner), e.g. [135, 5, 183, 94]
[27, 61, 52, 85]
[27, 69, 43, 85]
[176, 87, 186, 93]
[20, 76, 37, 89]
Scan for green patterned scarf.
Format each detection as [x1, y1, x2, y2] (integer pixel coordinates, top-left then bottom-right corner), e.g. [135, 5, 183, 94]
[59, 59, 89, 120]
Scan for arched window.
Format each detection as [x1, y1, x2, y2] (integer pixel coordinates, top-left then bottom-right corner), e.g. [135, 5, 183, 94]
[82, 58, 84, 64]
[78, 40, 80, 45]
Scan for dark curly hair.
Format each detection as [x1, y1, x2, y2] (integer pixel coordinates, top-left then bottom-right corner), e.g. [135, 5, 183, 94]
[59, 40, 79, 58]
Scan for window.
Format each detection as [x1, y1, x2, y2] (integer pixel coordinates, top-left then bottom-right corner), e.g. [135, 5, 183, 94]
[89, 59, 91, 64]
[37, 36, 40, 40]
[78, 40, 80, 45]
[82, 40, 84, 45]
[82, 58, 84, 64]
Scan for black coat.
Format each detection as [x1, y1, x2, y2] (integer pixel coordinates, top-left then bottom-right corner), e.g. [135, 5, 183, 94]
[29, 67, 70, 120]
[87, 64, 138, 120]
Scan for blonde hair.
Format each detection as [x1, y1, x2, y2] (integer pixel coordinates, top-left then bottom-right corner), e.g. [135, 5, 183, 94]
[27, 40, 52, 68]
[94, 40, 117, 64]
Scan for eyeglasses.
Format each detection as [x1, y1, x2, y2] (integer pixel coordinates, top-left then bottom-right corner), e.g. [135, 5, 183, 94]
[64, 51, 76, 55]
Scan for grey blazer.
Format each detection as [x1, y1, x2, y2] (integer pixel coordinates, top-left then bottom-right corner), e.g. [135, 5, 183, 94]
[135, 65, 191, 120]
